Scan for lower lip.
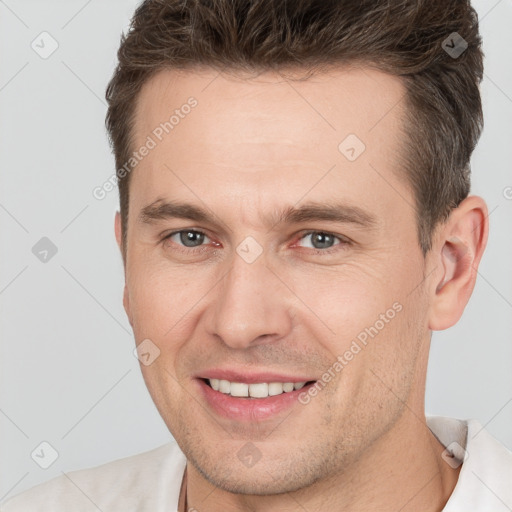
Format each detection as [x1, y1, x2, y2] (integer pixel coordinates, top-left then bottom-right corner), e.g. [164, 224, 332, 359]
[196, 379, 315, 422]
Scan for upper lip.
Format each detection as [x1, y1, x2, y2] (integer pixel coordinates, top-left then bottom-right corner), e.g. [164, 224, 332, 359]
[197, 369, 316, 384]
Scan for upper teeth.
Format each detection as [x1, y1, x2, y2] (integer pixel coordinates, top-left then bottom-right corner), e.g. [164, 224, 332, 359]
[209, 379, 307, 398]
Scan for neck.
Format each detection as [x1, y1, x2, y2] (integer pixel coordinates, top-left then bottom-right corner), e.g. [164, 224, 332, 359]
[183, 412, 461, 512]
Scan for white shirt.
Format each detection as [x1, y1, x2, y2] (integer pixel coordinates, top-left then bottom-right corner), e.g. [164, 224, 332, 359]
[2, 417, 511, 511]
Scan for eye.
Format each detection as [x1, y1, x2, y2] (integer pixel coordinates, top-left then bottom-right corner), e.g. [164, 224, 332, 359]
[296, 231, 348, 252]
[164, 229, 212, 249]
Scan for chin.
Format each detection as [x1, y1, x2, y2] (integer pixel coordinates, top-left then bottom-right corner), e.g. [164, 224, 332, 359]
[186, 443, 329, 496]
[201, 467, 316, 496]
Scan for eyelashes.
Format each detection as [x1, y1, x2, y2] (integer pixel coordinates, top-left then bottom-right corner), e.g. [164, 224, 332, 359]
[162, 229, 351, 256]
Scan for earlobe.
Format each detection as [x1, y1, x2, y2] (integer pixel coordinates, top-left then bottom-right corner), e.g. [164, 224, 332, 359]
[428, 196, 488, 331]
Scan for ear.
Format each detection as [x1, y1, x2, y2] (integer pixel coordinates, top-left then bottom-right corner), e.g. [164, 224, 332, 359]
[428, 195, 488, 331]
[114, 211, 123, 254]
[114, 211, 133, 327]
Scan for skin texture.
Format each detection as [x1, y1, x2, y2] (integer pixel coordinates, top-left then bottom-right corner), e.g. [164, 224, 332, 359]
[115, 66, 488, 511]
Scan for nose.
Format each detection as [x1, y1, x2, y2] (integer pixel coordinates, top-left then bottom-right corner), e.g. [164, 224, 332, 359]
[205, 248, 293, 350]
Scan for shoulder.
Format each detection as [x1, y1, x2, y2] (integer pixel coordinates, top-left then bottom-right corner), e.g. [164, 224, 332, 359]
[428, 416, 512, 512]
[1, 442, 186, 512]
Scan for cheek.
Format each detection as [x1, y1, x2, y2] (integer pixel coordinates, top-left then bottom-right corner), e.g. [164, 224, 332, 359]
[285, 261, 395, 335]
[287, 257, 425, 381]
[126, 243, 422, 348]
[126, 259, 212, 340]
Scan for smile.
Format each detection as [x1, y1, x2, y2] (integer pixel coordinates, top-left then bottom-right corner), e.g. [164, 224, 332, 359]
[197, 377, 318, 422]
[206, 378, 312, 398]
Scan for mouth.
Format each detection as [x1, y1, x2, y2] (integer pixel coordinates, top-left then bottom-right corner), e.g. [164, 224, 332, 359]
[202, 378, 316, 398]
[196, 376, 318, 422]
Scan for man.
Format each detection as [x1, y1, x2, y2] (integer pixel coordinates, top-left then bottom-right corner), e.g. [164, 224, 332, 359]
[3, 0, 511, 510]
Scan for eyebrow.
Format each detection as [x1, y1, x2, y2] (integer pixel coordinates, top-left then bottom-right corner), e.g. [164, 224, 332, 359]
[138, 199, 377, 230]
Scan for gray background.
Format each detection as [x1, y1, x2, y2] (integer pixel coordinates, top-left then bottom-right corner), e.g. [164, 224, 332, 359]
[0, 0, 511, 502]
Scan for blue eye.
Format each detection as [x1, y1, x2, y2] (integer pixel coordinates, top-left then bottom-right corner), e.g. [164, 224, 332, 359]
[165, 230, 211, 248]
[162, 229, 349, 256]
[297, 231, 345, 251]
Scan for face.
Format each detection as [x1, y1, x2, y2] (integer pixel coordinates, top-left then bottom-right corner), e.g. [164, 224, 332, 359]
[119, 65, 434, 494]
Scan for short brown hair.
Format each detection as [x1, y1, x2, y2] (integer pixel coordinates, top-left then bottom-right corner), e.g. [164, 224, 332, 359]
[105, 0, 484, 256]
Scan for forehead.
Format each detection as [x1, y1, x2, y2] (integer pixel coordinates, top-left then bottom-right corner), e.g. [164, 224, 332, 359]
[129, 65, 412, 230]
[134, 65, 406, 155]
